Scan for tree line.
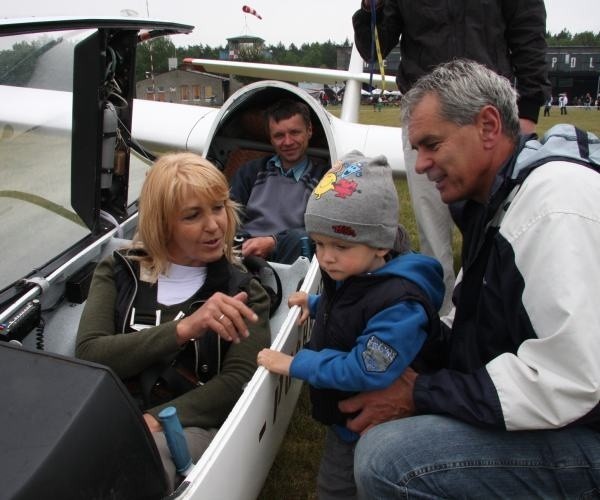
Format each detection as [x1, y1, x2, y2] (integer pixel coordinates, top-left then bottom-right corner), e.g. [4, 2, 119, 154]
[135, 38, 352, 81]
[1, 31, 598, 87]
[546, 30, 600, 46]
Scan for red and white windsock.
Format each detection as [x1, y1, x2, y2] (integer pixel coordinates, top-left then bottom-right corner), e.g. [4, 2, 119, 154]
[242, 5, 263, 20]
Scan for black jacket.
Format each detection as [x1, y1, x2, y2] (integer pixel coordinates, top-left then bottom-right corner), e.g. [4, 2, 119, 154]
[308, 260, 441, 427]
[353, 0, 550, 122]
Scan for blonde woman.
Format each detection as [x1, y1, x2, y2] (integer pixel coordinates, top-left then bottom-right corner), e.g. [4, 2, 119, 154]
[76, 152, 271, 491]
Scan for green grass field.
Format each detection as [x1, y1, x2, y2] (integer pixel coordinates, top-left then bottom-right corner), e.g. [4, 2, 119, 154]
[258, 105, 600, 500]
[333, 103, 600, 135]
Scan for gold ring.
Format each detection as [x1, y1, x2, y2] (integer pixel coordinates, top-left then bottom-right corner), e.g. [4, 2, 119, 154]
[218, 313, 225, 321]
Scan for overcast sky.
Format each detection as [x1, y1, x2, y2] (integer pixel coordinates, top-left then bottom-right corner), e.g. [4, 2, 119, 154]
[3, 1, 600, 48]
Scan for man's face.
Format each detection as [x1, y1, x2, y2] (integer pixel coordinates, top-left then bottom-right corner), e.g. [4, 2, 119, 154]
[408, 93, 497, 204]
[268, 113, 312, 169]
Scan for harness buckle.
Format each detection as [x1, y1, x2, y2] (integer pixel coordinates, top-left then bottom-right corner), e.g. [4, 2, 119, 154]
[129, 307, 161, 331]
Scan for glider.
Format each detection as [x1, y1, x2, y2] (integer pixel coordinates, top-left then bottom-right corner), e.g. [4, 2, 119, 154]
[0, 15, 403, 499]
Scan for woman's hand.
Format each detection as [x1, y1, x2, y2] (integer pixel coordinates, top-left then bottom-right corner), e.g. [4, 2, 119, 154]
[176, 291, 258, 345]
[257, 348, 293, 376]
[143, 413, 162, 433]
[288, 291, 310, 325]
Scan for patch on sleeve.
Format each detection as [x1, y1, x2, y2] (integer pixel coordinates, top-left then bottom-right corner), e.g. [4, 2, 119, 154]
[361, 335, 398, 373]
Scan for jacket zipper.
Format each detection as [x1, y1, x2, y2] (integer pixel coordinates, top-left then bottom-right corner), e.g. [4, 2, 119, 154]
[189, 299, 207, 378]
[116, 252, 139, 334]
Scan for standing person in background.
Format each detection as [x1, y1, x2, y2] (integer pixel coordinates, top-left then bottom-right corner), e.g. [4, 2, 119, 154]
[559, 93, 569, 114]
[353, 0, 550, 314]
[543, 95, 553, 116]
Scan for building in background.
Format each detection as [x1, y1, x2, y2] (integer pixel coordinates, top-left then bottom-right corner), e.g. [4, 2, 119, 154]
[546, 46, 600, 103]
[225, 35, 266, 60]
[136, 35, 268, 105]
[135, 67, 241, 106]
[337, 45, 600, 103]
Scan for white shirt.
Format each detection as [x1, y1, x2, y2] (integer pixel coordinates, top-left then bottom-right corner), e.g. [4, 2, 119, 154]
[157, 263, 207, 306]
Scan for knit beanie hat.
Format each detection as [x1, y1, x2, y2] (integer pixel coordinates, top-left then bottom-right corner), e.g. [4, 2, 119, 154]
[305, 150, 401, 250]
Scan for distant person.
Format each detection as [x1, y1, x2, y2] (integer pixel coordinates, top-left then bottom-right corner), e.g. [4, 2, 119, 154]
[544, 95, 553, 116]
[342, 59, 600, 499]
[230, 99, 328, 264]
[76, 153, 271, 491]
[258, 151, 444, 499]
[559, 93, 568, 114]
[585, 92, 593, 110]
[353, 0, 550, 314]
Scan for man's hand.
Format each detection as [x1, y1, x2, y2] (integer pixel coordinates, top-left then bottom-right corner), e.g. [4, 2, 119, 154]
[338, 367, 418, 435]
[242, 236, 276, 259]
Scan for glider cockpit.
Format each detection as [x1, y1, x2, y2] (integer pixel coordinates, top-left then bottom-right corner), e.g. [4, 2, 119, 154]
[203, 80, 333, 177]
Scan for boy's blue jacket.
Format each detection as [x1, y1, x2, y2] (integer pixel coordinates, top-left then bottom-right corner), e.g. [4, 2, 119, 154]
[290, 252, 444, 437]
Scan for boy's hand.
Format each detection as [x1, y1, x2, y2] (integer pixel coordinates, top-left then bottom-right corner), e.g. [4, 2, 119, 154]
[257, 348, 293, 376]
[288, 291, 310, 325]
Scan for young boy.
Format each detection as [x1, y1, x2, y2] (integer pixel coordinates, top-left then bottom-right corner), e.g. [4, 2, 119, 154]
[257, 151, 444, 499]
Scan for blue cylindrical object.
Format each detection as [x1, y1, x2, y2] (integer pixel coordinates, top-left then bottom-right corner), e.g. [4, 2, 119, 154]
[300, 236, 313, 259]
[158, 406, 193, 475]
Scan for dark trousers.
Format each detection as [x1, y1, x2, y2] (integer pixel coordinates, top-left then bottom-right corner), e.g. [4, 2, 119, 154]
[270, 228, 313, 264]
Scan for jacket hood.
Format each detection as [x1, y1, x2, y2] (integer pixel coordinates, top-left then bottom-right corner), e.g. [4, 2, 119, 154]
[374, 252, 445, 311]
[514, 124, 600, 180]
